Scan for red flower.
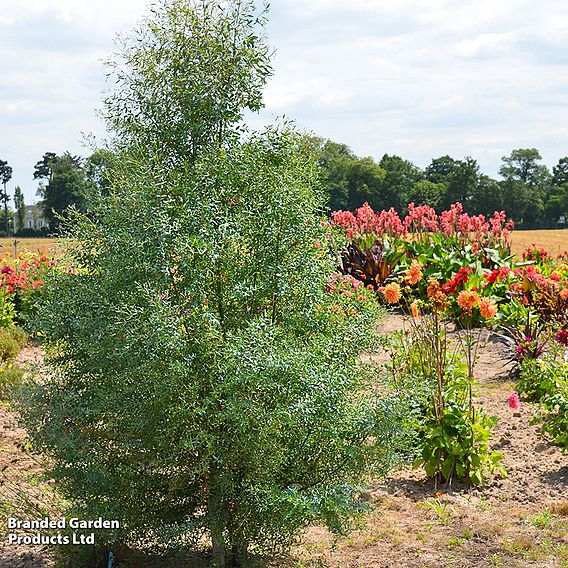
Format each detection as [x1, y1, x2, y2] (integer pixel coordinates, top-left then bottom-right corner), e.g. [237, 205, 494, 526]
[556, 329, 568, 347]
[442, 267, 471, 294]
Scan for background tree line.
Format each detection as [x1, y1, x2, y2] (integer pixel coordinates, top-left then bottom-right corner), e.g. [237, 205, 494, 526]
[307, 138, 568, 228]
[1, 141, 566, 235]
[0, 150, 111, 236]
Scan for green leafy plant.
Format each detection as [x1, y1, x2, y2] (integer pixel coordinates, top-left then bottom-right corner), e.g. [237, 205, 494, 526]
[418, 498, 453, 525]
[417, 393, 506, 485]
[517, 354, 568, 452]
[0, 291, 15, 327]
[539, 390, 568, 451]
[517, 354, 561, 401]
[392, 307, 505, 486]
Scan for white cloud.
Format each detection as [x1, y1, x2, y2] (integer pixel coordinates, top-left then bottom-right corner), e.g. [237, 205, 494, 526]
[1, 0, 568, 202]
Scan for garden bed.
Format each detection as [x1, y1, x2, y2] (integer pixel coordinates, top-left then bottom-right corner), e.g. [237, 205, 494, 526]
[2, 318, 567, 567]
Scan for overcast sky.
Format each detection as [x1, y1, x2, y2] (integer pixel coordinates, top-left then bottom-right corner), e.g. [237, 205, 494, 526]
[1, 0, 568, 202]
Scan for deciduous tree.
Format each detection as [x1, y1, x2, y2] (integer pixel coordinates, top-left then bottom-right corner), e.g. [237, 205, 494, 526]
[34, 152, 85, 231]
[0, 158, 13, 234]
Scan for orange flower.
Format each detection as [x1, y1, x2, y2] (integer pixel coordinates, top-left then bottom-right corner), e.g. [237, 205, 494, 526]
[384, 282, 401, 304]
[410, 301, 420, 319]
[560, 289, 568, 301]
[405, 260, 423, 285]
[431, 291, 447, 312]
[427, 278, 441, 298]
[457, 290, 480, 312]
[479, 297, 497, 319]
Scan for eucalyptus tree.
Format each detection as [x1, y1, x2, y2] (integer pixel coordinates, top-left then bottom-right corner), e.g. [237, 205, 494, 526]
[22, 2, 401, 567]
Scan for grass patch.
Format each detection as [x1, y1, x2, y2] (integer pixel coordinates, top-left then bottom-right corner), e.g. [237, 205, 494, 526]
[551, 502, 568, 517]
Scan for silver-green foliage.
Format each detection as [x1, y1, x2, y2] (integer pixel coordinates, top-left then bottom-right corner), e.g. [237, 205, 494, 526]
[20, 1, 402, 565]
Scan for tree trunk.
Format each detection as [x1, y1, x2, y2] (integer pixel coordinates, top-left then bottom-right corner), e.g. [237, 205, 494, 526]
[226, 544, 248, 568]
[208, 470, 249, 567]
[208, 485, 227, 568]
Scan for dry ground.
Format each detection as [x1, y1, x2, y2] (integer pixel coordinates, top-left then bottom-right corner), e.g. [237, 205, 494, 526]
[0, 238, 58, 258]
[1, 318, 567, 568]
[0, 347, 58, 568]
[510, 230, 568, 257]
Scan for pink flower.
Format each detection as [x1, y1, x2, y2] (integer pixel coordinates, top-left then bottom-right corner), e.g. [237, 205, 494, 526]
[508, 392, 521, 410]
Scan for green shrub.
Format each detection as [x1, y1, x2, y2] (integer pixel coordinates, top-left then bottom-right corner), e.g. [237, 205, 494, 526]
[0, 325, 27, 363]
[19, 2, 406, 566]
[0, 366, 25, 400]
[518, 355, 562, 401]
[539, 383, 568, 451]
[0, 292, 15, 328]
[0, 326, 28, 400]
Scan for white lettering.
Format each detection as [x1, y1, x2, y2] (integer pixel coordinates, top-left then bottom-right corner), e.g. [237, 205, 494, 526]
[69, 517, 119, 529]
[72, 532, 95, 545]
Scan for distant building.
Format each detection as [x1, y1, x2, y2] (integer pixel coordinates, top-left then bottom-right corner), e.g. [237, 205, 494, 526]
[13, 204, 47, 232]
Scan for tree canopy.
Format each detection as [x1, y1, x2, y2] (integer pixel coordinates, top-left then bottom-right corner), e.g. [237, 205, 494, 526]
[34, 152, 86, 231]
[313, 141, 567, 228]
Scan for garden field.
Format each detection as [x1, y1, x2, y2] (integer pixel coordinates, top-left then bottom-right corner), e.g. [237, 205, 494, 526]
[511, 230, 568, 257]
[0, 238, 58, 257]
[0, 230, 565, 259]
[1, 317, 567, 567]
[0, 200, 567, 568]
[0, 203, 567, 568]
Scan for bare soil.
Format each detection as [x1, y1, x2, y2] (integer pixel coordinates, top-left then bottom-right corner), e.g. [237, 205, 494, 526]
[1, 318, 568, 568]
[1, 347, 57, 567]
